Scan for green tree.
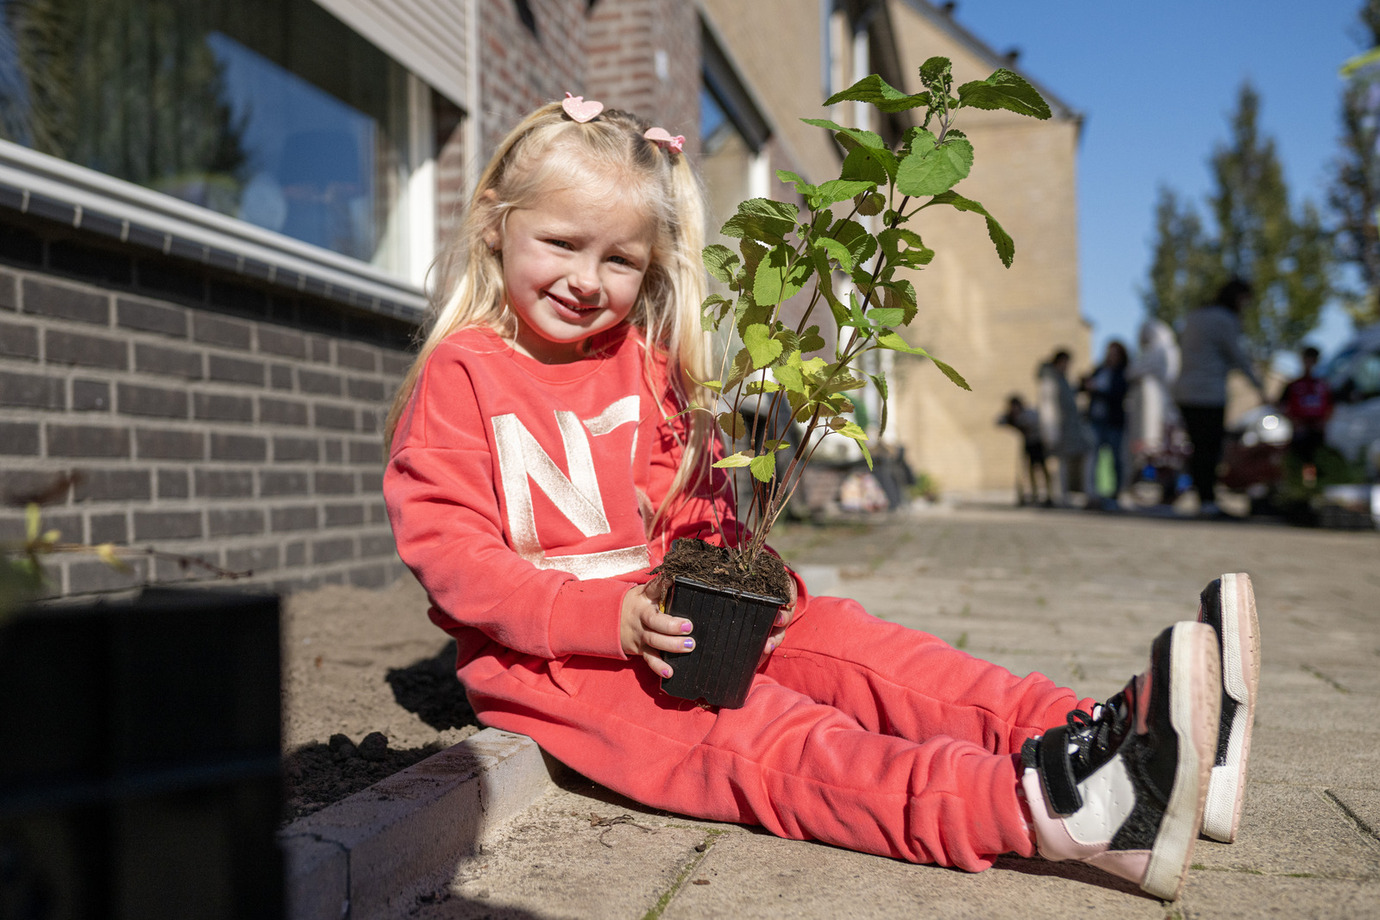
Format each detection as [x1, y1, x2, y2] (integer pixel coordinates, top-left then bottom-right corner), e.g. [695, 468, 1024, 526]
[1143, 186, 1217, 329]
[1329, 0, 1380, 327]
[1143, 84, 1331, 362]
[1209, 83, 1330, 362]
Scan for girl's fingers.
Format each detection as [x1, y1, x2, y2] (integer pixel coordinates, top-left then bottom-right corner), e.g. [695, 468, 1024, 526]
[642, 649, 672, 679]
[761, 624, 787, 659]
[646, 608, 692, 639]
[644, 628, 695, 654]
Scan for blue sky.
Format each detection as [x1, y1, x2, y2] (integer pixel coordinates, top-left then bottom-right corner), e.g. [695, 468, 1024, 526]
[946, 1, 1366, 363]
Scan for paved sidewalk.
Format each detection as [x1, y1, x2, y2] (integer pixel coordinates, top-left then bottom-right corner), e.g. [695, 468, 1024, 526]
[294, 501, 1380, 919]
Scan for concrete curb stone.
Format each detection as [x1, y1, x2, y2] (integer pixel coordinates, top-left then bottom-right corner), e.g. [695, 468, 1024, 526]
[278, 728, 563, 920]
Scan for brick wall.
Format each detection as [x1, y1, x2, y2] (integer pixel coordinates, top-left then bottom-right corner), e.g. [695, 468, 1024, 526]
[0, 215, 415, 598]
[477, 0, 588, 155]
[585, 0, 701, 146]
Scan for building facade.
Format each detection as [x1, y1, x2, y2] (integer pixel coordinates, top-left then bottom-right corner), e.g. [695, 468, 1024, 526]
[0, 0, 1083, 598]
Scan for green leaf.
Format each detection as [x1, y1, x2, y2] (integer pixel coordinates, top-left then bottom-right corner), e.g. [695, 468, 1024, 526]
[878, 228, 933, 272]
[866, 307, 906, 327]
[772, 358, 805, 393]
[724, 348, 754, 390]
[856, 191, 885, 216]
[714, 452, 755, 469]
[753, 245, 811, 306]
[813, 236, 855, 272]
[801, 118, 886, 152]
[776, 169, 817, 198]
[896, 131, 973, 197]
[830, 419, 869, 441]
[743, 323, 785, 369]
[739, 197, 800, 221]
[811, 179, 876, 208]
[956, 69, 1052, 120]
[869, 373, 890, 439]
[879, 279, 919, 325]
[918, 57, 954, 98]
[929, 355, 972, 391]
[25, 503, 41, 542]
[798, 325, 826, 354]
[840, 144, 896, 185]
[829, 218, 878, 267]
[702, 244, 739, 283]
[721, 198, 798, 245]
[700, 293, 733, 331]
[716, 411, 747, 441]
[924, 191, 1015, 268]
[823, 73, 929, 113]
[876, 330, 927, 355]
[749, 452, 778, 482]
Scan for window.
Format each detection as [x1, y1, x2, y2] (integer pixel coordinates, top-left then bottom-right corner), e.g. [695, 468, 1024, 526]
[0, 0, 436, 281]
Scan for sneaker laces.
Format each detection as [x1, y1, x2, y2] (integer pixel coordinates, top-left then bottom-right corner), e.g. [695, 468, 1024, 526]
[1060, 689, 1132, 779]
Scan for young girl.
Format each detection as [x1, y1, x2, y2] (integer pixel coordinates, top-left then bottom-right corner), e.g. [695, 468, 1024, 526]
[382, 96, 1260, 901]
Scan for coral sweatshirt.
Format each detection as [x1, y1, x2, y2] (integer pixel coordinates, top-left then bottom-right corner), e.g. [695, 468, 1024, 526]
[385, 324, 748, 668]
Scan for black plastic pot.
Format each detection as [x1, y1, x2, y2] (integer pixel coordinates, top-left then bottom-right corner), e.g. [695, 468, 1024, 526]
[659, 576, 784, 709]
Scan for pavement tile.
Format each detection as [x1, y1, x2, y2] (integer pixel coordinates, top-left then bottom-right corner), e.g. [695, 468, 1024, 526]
[415, 780, 720, 919]
[663, 832, 1168, 920]
[1176, 870, 1378, 919]
[1193, 784, 1380, 879]
[1248, 728, 1380, 789]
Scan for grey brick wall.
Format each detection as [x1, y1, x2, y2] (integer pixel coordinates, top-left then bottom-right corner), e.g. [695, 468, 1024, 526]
[0, 222, 416, 599]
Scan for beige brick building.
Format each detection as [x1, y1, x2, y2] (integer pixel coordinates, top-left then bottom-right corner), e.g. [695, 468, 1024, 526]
[702, 0, 1088, 494]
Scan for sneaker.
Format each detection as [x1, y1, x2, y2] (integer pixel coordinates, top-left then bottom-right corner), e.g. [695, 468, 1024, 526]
[1197, 573, 1260, 843]
[1021, 622, 1220, 900]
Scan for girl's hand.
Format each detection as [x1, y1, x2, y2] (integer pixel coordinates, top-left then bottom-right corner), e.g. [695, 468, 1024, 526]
[761, 578, 799, 660]
[620, 576, 693, 679]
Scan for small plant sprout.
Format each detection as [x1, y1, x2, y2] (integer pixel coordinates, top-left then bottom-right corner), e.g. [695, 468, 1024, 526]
[699, 58, 1050, 569]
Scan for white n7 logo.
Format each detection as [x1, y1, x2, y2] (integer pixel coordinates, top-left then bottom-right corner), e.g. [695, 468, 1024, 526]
[491, 396, 648, 578]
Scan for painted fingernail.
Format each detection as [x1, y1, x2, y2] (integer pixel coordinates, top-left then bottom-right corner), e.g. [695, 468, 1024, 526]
[680, 621, 693, 633]
[662, 667, 673, 678]
[682, 638, 695, 650]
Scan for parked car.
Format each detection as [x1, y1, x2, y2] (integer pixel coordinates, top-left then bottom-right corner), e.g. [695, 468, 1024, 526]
[1325, 322, 1380, 480]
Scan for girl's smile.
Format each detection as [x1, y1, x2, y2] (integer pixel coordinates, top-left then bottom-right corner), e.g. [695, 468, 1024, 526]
[495, 184, 655, 364]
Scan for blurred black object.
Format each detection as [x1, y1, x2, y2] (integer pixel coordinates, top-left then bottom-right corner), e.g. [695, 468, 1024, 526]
[0, 589, 282, 920]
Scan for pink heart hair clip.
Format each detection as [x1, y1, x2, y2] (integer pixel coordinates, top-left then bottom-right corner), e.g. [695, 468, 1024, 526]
[643, 127, 685, 155]
[562, 93, 603, 124]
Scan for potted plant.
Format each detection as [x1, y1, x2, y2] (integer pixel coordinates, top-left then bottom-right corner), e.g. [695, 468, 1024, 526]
[657, 58, 1051, 707]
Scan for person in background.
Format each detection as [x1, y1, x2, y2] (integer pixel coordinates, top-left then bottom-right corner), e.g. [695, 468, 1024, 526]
[1126, 318, 1183, 502]
[1080, 340, 1130, 511]
[997, 394, 1051, 506]
[1037, 349, 1090, 507]
[1277, 345, 1333, 487]
[1171, 279, 1265, 518]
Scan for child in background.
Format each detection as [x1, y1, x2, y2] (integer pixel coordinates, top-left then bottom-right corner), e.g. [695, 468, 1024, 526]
[382, 95, 1260, 900]
[1278, 346, 1334, 486]
[997, 394, 1051, 506]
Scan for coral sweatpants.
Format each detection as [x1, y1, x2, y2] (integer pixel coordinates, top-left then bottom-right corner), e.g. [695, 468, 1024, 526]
[458, 595, 1092, 871]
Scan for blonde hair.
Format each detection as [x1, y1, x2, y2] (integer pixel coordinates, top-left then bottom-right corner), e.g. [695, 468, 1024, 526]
[384, 100, 714, 517]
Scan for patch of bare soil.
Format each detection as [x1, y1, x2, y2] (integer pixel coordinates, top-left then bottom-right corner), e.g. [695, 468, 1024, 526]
[279, 575, 479, 825]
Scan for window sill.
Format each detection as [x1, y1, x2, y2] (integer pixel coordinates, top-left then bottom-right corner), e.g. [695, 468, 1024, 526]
[0, 140, 427, 323]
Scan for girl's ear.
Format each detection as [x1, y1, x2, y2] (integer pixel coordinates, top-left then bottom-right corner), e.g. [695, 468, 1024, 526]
[479, 189, 502, 252]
